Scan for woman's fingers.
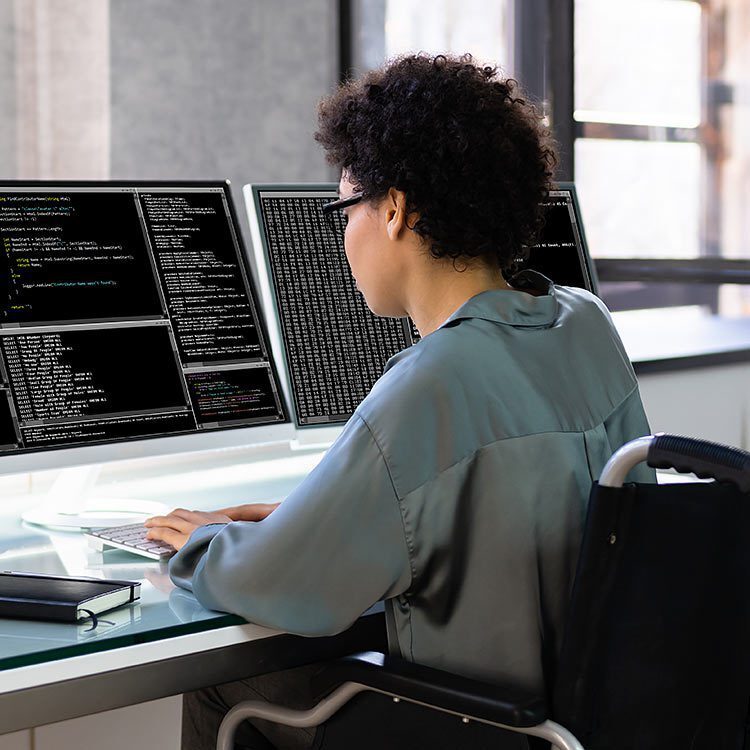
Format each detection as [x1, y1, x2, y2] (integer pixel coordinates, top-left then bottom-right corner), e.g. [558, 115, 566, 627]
[144, 512, 195, 533]
[145, 508, 229, 528]
[143, 508, 232, 553]
[145, 525, 189, 551]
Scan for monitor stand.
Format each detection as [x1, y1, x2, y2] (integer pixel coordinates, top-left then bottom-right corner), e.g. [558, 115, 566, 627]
[21, 464, 170, 530]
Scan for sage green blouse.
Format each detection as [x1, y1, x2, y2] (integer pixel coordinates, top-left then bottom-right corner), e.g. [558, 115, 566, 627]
[170, 272, 654, 692]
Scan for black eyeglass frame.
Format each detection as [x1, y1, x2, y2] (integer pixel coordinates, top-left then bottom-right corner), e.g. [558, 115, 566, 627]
[321, 192, 364, 216]
[321, 192, 364, 235]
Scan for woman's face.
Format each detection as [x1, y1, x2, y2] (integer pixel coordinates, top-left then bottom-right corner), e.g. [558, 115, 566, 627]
[338, 173, 406, 317]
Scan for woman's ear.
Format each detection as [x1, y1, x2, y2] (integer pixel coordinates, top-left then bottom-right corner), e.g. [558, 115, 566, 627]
[385, 187, 408, 241]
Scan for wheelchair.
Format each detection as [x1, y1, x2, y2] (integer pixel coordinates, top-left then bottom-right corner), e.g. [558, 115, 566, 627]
[217, 434, 750, 750]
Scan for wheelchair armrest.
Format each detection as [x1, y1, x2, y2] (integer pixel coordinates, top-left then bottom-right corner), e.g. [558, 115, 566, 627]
[311, 651, 547, 729]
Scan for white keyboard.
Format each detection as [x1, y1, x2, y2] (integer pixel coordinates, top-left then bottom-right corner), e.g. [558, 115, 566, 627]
[85, 523, 176, 560]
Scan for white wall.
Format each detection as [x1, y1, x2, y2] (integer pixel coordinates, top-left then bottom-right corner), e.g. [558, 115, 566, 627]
[0, 697, 181, 750]
[638, 363, 750, 449]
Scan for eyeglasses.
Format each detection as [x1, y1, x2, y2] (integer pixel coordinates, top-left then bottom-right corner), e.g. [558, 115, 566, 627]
[321, 193, 363, 235]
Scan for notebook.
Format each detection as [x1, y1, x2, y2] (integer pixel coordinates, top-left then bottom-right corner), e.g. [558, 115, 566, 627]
[0, 571, 140, 623]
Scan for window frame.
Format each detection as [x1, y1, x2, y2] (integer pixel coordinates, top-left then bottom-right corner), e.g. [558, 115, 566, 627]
[540, 0, 745, 312]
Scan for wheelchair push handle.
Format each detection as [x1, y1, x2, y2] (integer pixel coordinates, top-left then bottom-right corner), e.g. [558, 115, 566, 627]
[649, 434, 750, 492]
[599, 433, 750, 492]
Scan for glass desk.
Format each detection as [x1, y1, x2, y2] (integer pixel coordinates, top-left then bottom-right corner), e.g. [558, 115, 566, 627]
[0, 445, 385, 733]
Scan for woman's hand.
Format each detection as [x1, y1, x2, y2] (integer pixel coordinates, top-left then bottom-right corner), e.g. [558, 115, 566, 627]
[144, 503, 280, 551]
[144, 508, 232, 551]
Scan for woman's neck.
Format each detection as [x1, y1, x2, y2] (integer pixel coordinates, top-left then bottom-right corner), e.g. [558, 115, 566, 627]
[407, 261, 511, 337]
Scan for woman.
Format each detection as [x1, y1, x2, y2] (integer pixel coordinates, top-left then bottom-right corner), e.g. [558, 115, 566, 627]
[147, 54, 654, 750]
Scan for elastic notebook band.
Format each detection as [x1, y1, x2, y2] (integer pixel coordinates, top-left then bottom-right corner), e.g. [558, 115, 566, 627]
[79, 609, 98, 631]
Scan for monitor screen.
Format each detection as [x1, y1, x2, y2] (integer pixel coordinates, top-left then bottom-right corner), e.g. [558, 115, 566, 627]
[248, 183, 595, 430]
[512, 186, 597, 292]
[0, 182, 287, 458]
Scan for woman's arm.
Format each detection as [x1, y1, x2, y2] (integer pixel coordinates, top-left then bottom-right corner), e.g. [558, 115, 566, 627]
[166, 414, 413, 636]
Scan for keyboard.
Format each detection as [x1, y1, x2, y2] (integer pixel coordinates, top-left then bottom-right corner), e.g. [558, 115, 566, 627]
[85, 523, 176, 561]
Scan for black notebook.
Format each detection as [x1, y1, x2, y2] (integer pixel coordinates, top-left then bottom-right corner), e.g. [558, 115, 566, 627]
[0, 571, 140, 623]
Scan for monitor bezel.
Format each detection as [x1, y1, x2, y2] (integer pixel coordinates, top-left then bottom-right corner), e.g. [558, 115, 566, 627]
[554, 181, 600, 296]
[0, 179, 294, 475]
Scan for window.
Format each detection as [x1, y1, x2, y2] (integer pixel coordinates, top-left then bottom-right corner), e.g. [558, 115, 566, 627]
[351, 0, 511, 74]
[573, 0, 750, 314]
[575, 1, 703, 264]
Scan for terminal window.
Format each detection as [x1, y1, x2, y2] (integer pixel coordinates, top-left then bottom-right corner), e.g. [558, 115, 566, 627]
[518, 190, 592, 290]
[0, 185, 286, 455]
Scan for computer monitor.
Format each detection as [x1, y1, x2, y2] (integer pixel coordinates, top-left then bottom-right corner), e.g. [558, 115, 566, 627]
[0, 181, 292, 527]
[515, 183, 599, 294]
[245, 182, 597, 441]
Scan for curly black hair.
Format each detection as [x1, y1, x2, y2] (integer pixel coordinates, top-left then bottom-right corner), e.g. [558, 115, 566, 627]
[315, 54, 557, 272]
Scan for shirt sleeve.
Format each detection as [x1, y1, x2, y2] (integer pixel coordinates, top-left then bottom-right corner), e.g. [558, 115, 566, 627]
[168, 413, 413, 636]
